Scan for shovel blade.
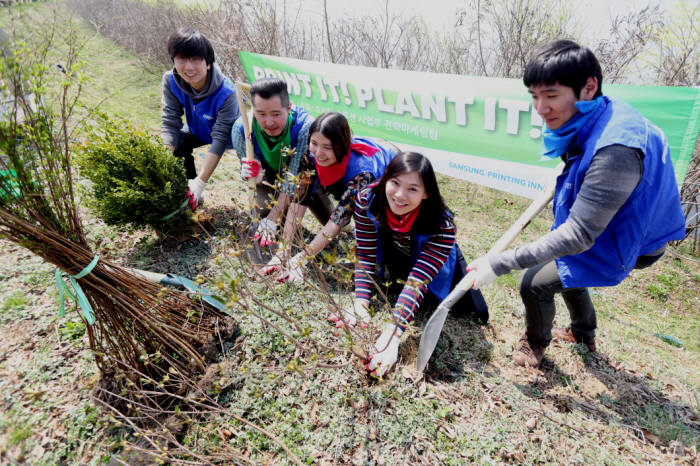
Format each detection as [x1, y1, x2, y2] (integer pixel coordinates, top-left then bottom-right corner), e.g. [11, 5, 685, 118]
[166, 273, 229, 313]
[415, 304, 450, 372]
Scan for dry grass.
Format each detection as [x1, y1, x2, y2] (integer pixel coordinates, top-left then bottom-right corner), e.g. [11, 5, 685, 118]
[0, 3, 698, 464]
[2, 149, 698, 464]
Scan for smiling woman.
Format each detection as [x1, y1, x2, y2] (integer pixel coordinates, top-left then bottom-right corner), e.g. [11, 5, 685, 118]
[350, 152, 489, 377]
[385, 171, 429, 216]
[258, 111, 396, 282]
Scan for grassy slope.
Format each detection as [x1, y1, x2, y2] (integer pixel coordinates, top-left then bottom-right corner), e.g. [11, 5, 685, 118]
[0, 2, 698, 464]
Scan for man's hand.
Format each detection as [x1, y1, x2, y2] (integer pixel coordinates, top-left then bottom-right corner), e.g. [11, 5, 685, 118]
[329, 300, 371, 328]
[241, 159, 263, 183]
[466, 255, 497, 289]
[186, 177, 206, 210]
[254, 218, 277, 247]
[365, 322, 403, 377]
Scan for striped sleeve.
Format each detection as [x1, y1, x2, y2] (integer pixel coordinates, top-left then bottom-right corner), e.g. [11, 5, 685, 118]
[353, 189, 377, 304]
[393, 218, 456, 329]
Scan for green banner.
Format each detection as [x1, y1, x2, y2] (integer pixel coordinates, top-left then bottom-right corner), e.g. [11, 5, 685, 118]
[239, 51, 699, 199]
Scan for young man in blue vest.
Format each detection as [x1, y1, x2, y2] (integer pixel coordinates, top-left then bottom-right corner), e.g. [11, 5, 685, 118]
[465, 40, 686, 367]
[232, 77, 332, 245]
[161, 28, 240, 210]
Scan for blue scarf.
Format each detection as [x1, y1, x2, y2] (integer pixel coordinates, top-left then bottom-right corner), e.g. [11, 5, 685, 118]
[540, 97, 605, 160]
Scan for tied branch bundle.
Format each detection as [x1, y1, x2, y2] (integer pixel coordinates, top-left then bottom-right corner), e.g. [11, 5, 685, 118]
[0, 19, 235, 419]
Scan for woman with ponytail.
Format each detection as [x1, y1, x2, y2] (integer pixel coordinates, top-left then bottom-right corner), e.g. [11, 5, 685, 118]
[260, 112, 397, 282]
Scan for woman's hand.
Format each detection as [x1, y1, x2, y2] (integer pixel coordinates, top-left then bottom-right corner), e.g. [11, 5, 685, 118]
[365, 322, 403, 377]
[329, 300, 370, 328]
[277, 252, 306, 283]
[254, 217, 278, 247]
[259, 253, 283, 275]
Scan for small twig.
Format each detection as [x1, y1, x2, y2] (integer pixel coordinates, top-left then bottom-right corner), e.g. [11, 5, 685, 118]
[528, 407, 586, 434]
[666, 247, 700, 264]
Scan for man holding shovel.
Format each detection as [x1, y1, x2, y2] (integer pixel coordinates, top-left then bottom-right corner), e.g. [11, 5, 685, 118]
[161, 28, 240, 210]
[464, 40, 686, 367]
[232, 77, 332, 246]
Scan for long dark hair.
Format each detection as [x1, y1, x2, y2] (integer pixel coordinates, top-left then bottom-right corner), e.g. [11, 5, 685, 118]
[307, 112, 352, 162]
[370, 152, 450, 235]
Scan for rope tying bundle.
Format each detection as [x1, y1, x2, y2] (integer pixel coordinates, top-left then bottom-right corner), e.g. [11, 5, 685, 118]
[54, 254, 99, 325]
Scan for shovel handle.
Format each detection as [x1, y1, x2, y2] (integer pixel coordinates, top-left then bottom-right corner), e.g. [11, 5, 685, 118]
[235, 82, 258, 211]
[416, 162, 564, 372]
[125, 267, 185, 288]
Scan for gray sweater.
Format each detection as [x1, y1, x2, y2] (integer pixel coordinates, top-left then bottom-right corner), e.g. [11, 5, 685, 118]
[490, 144, 648, 276]
[161, 63, 239, 157]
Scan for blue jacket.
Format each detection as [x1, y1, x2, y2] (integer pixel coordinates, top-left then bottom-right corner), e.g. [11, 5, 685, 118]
[342, 137, 396, 186]
[553, 97, 686, 288]
[168, 73, 236, 147]
[313, 137, 397, 198]
[366, 193, 458, 301]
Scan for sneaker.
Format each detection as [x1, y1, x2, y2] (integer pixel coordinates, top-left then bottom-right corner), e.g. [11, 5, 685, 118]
[552, 326, 596, 352]
[512, 334, 545, 367]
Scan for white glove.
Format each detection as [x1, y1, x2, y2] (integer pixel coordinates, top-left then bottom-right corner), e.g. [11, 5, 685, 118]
[186, 177, 206, 210]
[365, 322, 403, 377]
[254, 217, 277, 247]
[259, 253, 283, 275]
[241, 159, 263, 184]
[279, 252, 305, 283]
[329, 300, 371, 328]
[466, 255, 497, 289]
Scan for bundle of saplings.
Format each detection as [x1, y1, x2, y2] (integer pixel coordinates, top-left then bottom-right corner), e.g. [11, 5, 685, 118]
[75, 113, 191, 233]
[0, 16, 235, 421]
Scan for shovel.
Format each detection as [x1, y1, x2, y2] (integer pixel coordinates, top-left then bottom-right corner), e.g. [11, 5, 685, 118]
[415, 162, 564, 372]
[127, 267, 228, 313]
[235, 81, 266, 265]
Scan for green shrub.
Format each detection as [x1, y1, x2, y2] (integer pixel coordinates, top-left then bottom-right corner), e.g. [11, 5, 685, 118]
[75, 113, 190, 232]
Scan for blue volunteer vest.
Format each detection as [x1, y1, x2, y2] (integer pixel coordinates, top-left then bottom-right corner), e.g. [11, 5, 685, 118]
[341, 137, 397, 186]
[169, 74, 235, 147]
[366, 192, 458, 300]
[553, 97, 686, 288]
[237, 105, 311, 175]
[312, 137, 397, 198]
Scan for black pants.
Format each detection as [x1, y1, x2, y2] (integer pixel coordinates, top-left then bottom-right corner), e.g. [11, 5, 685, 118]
[518, 250, 665, 347]
[173, 131, 205, 180]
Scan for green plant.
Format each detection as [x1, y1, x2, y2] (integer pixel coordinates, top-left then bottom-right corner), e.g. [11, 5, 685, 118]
[59, 319, 86, 342]
[646, 283, 669, 301]
[8, 424, 33, 448]
[75, 113, 190, 233]
[2, 290, 28, 312]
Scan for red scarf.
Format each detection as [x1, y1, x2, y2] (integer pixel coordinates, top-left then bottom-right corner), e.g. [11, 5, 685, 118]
[385, 204, 420, 233]
[314, 142, 379, 187]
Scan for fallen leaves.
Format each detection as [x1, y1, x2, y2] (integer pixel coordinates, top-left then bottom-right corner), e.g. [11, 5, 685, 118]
[525, 416, 538, 431]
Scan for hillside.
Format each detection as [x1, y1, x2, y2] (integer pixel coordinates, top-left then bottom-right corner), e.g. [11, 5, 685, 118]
[0, 3, 698, 464]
